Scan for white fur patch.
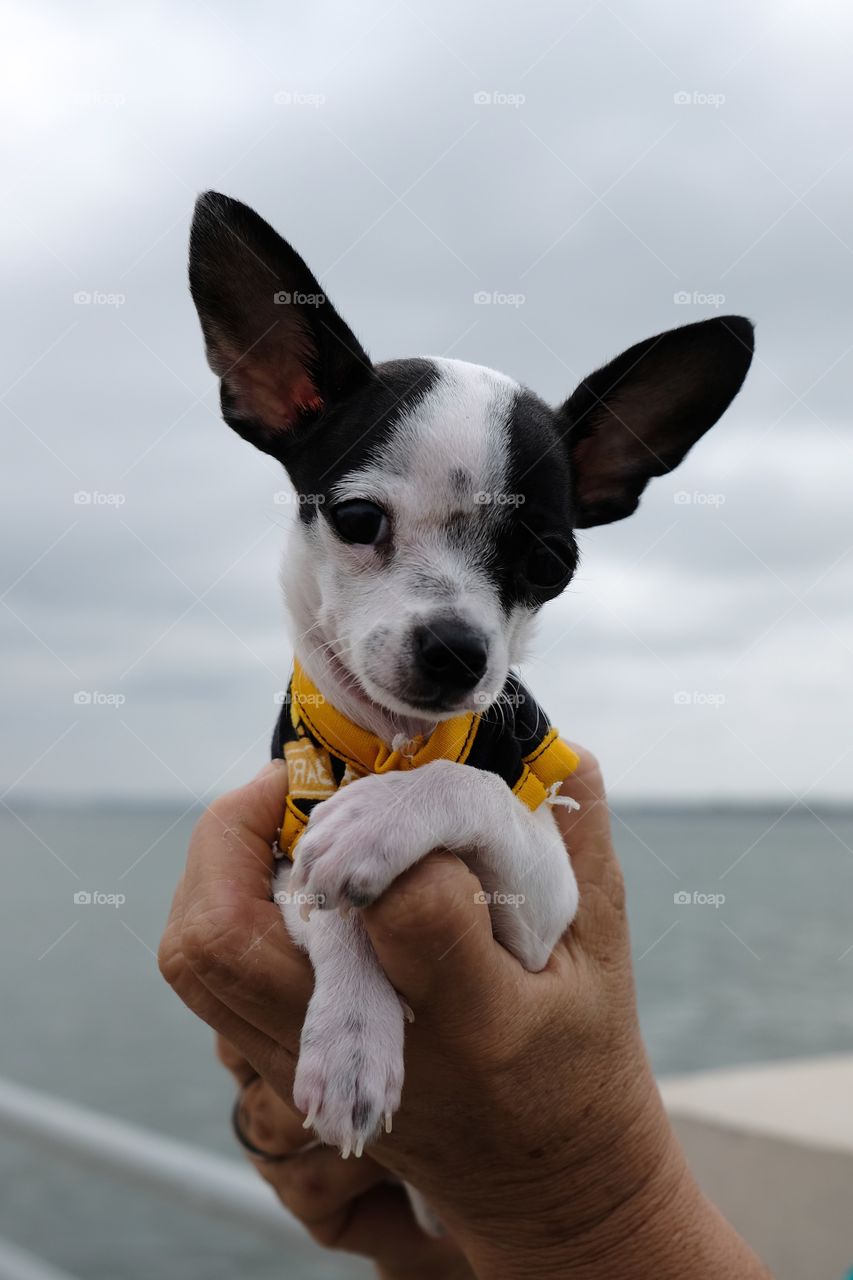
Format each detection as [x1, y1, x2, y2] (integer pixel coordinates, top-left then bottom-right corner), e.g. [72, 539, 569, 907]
[333, 357, 518, 520]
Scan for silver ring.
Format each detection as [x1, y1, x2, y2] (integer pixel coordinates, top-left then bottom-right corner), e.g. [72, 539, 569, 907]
[231, 1078, 322, 1163]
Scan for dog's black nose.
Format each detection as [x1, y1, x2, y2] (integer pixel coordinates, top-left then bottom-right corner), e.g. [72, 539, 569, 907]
[414, 621, 488, 692]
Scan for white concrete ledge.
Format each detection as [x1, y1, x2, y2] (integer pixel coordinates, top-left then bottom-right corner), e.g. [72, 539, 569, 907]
[661, 1055, 853, 1280]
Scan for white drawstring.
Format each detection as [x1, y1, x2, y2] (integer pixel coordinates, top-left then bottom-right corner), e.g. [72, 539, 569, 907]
[544, 781, 581, 811]
[391, 732, 421, 759]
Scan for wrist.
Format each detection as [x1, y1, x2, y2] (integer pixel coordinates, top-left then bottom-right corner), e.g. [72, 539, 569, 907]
[445, 1062, 681, 1280]
[450, 1085, 769, 1280]
[375, 1255, 474, 1280]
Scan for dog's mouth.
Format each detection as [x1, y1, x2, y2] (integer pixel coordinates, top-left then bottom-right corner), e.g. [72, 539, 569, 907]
[400, 688, 490, 715]
[359, 672, 499, 722]
[325, 639, 500, 723]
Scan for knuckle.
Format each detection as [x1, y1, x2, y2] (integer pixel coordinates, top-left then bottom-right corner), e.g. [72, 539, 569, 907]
[157, 926, 185, 988]
[180, 901, 253, 988]
[371, 854, 478, 936]
[191, 801, 227, 844]
[586, 855, 628, 922]
[605, 860, 628, 917]
[280, 1172, 334, 1223]
[579, 746, 602, 776]
[193, 797, 249, 850]
[559, 743, 604, 799]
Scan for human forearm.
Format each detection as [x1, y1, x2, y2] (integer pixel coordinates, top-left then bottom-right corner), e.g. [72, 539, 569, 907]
[162, 753, 772, 1280]
[451, 1082, 770, 1280]
[375, 1256, 476, 1280]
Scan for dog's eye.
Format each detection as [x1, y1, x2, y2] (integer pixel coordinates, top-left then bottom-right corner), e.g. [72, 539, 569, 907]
[524, 538, 573, 590]
[330, 500, 389, 545]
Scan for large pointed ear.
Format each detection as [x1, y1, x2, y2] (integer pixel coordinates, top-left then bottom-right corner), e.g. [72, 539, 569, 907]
[557, 316, 754, 527]
[188, 191, 372, 455]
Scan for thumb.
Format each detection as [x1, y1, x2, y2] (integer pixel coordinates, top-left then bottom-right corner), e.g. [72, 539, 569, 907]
[361, 851, 515, 1031]
[553, 745, 629, 958]
[199, 757, 289, 862]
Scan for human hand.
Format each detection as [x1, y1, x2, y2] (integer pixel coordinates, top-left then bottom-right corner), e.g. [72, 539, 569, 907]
[219, 1036, 474, 1280]
[159, 754, 770, 1280]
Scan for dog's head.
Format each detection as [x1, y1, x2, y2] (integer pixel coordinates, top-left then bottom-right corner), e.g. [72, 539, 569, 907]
[189, 192, 753, 720]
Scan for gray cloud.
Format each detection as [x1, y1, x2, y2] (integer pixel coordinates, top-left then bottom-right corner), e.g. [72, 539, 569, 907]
[2, 0, 852, 804]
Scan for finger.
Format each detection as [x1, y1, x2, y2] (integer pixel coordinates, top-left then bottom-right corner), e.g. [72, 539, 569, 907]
[175, 761, 316, 1043]
[164, 947, 292, 1090]
[216, 1035, 258, 1088]
[160, 881, 295, 1088]
[236, 1075, 313, 1154]
[361, 851, 516, 1031]
[260, 1150, 391, 1232]
[233, 1078, 394, 1224]
[309, 1182, 466, 1271]
[552, 744, 629, 958]
[157, 855, 300, 1085]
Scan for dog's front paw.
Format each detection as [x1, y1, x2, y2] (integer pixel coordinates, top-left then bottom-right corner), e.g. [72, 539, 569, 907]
[291, 772, 428, 910]
[294, 986, 405, 1157]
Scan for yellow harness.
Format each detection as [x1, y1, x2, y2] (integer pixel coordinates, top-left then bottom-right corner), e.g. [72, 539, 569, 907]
[274, 661, 579, 859]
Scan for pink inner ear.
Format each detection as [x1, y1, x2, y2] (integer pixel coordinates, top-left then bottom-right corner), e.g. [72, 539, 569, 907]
[571, 427, 632, 507]
[228, 352, 324, 432]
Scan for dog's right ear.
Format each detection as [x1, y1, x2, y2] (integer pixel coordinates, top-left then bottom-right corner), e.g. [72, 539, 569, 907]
[557, 316, 754, 527]
[188, 191, 372, 455]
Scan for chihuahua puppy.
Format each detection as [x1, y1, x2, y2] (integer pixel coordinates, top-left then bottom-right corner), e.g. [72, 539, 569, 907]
[189, 192, 753, 1164]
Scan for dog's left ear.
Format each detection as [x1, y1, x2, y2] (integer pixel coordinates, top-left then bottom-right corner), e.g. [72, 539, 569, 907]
[558, 316, 754, 527]
[188, 191, 371, 456]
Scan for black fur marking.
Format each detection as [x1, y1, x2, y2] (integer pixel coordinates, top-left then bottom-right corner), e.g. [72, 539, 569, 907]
[351, 1092, 374, 1134]
[281, 358, 442, 521]
[488, 387, 578, 610]
[341, 1009, 365, 1036]
[342, 880, 375, 909]
[450, 467, 473, 495]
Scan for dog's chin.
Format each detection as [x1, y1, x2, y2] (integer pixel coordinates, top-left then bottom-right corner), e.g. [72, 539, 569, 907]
[360, 675, 502, 723]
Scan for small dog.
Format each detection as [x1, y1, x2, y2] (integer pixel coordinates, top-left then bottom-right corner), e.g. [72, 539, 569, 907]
[189, 192, 753, 1163]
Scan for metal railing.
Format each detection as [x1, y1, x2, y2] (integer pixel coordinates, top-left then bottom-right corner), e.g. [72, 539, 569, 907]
[0, 1074, 303, 1279]
[0, 1239, 79, 1280]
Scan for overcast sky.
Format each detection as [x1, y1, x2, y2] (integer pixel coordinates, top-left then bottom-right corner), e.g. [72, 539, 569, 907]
[2, 0, 852, 807]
